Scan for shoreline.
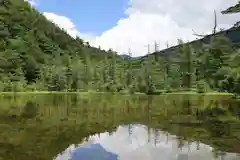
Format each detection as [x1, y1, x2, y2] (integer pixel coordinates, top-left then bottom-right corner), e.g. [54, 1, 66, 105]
[0, 91, 234, 96]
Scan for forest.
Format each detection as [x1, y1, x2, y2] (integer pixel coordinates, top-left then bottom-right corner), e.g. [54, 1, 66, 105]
[0, 0, 240, 94]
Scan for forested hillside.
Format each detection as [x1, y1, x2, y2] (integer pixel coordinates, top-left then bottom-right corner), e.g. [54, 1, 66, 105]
[0, 0, 122, 92]
[135, 2, 240, 94]
[139, 33, 240, 94]
[0, 0, 240, 95]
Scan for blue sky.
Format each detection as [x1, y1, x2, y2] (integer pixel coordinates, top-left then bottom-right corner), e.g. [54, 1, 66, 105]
[36, 0, 129, 36]
[28, 0, 239, 57]
[56, 125, 239, 160]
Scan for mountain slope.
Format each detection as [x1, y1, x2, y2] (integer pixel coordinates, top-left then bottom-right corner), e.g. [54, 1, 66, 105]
[0, 0, 130, 93]
[0, 0, 114, 62]
[1, 0, 240, 95]
[0, 0, 123, 91]
[143, 26, 240, 58]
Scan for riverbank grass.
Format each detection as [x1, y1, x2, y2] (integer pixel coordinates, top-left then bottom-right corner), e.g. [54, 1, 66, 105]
[0, 91, 234, 96]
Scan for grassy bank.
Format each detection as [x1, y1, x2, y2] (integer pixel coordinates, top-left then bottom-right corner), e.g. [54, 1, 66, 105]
[0, 91, 234, 97]
[162, 91, 234, 96]
[0, 91, 146, 96]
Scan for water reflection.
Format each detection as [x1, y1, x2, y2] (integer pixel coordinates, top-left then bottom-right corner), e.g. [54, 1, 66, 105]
[56, 124, 240, 160]
[0, 94, 240, 160]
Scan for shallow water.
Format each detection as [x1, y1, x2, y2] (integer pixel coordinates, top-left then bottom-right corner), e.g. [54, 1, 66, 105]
[0, 94, 239, 160]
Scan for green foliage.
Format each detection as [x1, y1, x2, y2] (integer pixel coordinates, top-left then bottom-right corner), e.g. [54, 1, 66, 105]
[196, 80, 210, 93]
[222, 1, 240, 14]
[1, 0, 240, 95]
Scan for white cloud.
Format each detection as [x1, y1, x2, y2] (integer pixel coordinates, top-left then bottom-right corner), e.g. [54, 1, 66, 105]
[43, 12, 95, 43]
[25, 0, 38, 7]
[94, 0, 240, 57]
[43, 0, 240, 57]
[43, 12, 80, 38]
[55, 125, 240, 160]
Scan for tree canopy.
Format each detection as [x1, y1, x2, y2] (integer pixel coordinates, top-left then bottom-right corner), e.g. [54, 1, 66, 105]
[222, 1, 240, 14]
[1, 0, 240, 95]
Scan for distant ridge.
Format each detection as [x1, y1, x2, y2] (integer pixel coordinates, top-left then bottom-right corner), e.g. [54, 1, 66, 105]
[144, 26, 240, 58]
[120, 54, 140, 60]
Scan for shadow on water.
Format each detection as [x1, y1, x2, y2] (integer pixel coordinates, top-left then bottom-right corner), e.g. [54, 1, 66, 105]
[0, 94, 239, 159]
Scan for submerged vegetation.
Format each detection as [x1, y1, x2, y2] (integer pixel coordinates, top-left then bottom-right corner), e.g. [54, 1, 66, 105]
[0, 0, 240, 95]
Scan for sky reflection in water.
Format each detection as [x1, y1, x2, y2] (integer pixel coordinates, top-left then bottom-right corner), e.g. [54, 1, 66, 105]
[55, 124, 240, 160]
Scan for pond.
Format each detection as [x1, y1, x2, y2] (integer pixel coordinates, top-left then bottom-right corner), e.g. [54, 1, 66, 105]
[0, 94, 239, 160]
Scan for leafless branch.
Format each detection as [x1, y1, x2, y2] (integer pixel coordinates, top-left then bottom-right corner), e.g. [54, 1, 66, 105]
[192, 10, 218, 38]
[213, 10, 217, 34]
[144, 44, 150, 54]
[192, 29, 206, 37]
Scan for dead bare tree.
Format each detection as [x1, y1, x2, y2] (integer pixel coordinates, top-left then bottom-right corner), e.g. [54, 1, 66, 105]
[154, 40, 159, 52]
[213, 10, 217, 34]
[128, 48, 132, 57]
[144, 44, 150, 54]
[192, 29, 206, 37]
[192, 10, 218, 38]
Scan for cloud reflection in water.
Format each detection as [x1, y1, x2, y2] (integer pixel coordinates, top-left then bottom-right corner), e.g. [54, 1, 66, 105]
[55, 124, 239, 160]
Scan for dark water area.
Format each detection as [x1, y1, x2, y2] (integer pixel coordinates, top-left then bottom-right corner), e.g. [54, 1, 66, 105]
[0, 94, 240, 160]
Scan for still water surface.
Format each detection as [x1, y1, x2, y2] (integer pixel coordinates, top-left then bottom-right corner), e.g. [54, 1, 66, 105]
[56, 124, 240, 160]
[0, 94, 239, 160]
